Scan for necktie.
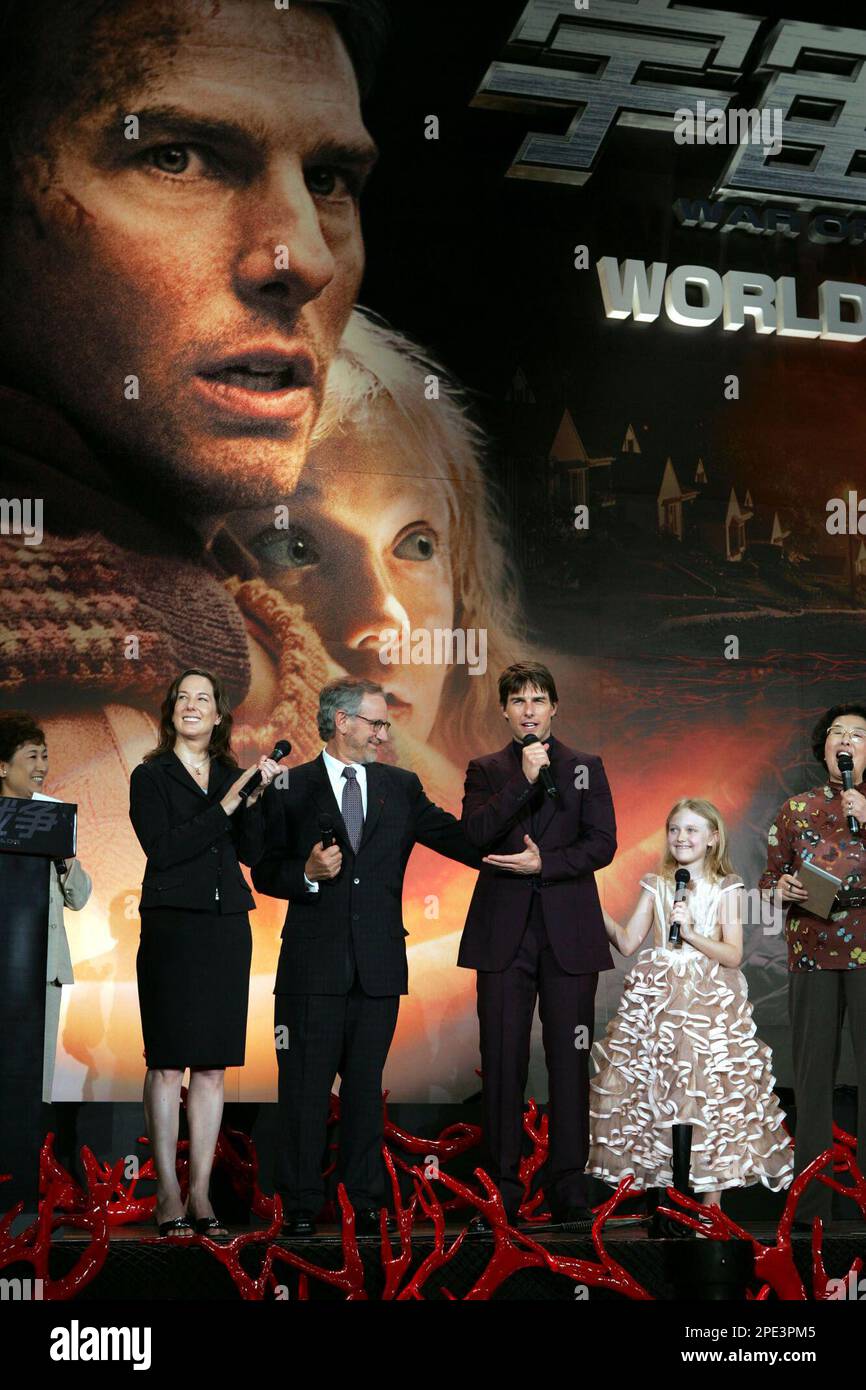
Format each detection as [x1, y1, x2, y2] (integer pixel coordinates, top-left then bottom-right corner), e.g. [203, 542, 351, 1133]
[341, 766, 364, 853]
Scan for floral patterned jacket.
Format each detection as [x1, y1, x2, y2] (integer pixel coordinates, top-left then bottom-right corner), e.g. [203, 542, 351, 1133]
[758, 783, 866, 971]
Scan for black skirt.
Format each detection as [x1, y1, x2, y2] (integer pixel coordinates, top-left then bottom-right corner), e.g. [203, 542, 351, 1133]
[136, 907, 252, 1069]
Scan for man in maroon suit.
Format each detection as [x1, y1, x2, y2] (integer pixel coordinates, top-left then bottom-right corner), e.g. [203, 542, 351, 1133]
[459, 662, 617, 1231]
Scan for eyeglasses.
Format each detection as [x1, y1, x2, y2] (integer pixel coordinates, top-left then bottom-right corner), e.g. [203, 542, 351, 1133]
[351, 714, 392, 734]
[827, 726, 866, 743]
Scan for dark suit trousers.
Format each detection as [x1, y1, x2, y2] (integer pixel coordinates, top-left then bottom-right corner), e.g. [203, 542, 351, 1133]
[789, 968, 866, 1221]
[274, 966, 399, 1216]
[476, 893, 598, 1217]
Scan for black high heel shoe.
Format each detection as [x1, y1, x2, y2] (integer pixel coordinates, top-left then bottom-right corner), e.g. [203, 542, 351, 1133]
[190, 1213, 229, 1237]
[156, 1215, 194, 1238]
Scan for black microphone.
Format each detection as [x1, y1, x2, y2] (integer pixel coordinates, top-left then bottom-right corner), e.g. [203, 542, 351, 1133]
[318, 814, 335, 849]
[521, 734, 558, 800]
[837, 751, 860, 835]
[237, 738, 292, 801]
[668, 868, 690, 947]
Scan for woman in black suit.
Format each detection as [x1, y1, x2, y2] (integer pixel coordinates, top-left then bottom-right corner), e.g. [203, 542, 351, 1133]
[130, 668, 280, 1238]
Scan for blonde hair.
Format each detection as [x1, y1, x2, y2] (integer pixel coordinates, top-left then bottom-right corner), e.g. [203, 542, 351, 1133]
[310, 307, 525, 761]
[660, 798, 738, 882]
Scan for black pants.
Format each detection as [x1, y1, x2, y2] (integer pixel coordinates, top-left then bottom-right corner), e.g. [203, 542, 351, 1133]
[0, 853, 49, 1211]
[274, 976, 399, 1216]
[789, 968, 866, 1221]
[476, 894, 598, 1218]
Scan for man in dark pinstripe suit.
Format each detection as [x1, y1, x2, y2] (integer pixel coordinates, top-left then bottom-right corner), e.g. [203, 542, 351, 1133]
[253, 676, 479, 1235]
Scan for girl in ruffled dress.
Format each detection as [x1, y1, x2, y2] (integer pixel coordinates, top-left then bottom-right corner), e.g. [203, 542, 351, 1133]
[588, 798, 793, 1219]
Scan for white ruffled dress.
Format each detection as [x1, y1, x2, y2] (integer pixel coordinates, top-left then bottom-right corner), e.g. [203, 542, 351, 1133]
[587, 873, 793, 1193]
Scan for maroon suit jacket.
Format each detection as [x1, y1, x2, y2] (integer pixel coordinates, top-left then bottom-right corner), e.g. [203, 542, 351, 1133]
[458, 736, 616, 974]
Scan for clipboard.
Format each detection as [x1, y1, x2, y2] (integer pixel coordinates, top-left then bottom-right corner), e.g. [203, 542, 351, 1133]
[797, 859, 843, 920]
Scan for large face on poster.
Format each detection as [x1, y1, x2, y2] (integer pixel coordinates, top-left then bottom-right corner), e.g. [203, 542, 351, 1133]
[0, 0, 862, 1099]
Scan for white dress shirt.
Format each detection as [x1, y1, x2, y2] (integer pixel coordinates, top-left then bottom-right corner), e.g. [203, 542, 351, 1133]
[304, 748, 368, 891]
[321, 746, 368, 816]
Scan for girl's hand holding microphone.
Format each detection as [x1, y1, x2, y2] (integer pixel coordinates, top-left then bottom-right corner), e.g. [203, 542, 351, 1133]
[669, 899, 694, 943]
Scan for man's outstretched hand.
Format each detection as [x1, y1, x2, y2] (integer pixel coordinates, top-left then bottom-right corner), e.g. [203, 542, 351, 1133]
[482, 834, 542, 875]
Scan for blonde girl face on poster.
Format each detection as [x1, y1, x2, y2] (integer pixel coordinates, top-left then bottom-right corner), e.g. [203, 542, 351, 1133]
[224, 400, 455, 747]
[218, 311, 523, 767]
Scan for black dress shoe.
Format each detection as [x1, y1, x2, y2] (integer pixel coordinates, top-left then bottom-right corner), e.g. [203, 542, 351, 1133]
[649, 1209, 695, 1239]
[466, 1213, 494, 1235]
[353, 1208, 395, 1235]
[466, 1213, 522, 1234]
[550, 1204, 596, 1231]
[281, 1213, 316, 1237]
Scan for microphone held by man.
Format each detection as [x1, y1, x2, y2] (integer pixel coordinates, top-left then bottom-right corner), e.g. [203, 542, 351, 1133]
[305, 814, 342, 883]
[521, 733, 558, 800]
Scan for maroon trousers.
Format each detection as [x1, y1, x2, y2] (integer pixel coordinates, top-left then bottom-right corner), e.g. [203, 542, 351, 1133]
[475, 892, 598, 1219]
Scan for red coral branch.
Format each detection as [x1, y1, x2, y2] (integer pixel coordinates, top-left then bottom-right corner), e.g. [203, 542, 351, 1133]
[1, 1106, 862, 1302]
[0, 1137, 109, 1299]
[655, 1130, 866, 1300]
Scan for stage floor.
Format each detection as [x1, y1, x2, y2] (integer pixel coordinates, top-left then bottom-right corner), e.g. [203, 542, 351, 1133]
[33, 1217, 866, 1300]
[52, 1216, 866, 1243]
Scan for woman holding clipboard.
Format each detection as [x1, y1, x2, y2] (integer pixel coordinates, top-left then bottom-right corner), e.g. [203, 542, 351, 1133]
[759, 703, 866, 1230]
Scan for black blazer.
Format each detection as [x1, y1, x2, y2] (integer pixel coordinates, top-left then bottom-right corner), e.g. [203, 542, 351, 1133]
[130, 752, 265, 913]
[252, 753, 481, 996]
[458, 736, 617, 974]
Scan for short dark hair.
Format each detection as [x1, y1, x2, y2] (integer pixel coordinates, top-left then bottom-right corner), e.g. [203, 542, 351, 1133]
[317, 676, 384, 740]
[0, 709, 46, 765]
[498, 662, 559, 708]
[811, 704, 866, 767]
[0, 0, 389, 182]
[317, 0, 390, 98]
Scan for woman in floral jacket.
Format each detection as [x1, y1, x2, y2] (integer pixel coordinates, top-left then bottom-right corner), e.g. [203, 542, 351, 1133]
[759, 703, 866, 1228]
